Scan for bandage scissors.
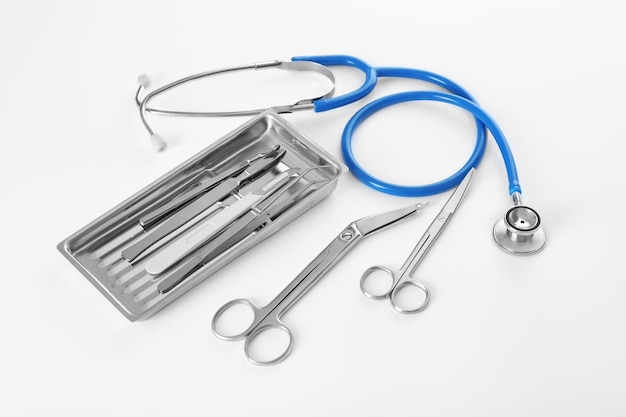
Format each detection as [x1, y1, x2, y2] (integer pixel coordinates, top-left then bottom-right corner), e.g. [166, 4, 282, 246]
[360, 168, 474, 314]
[211, 203, 426, 365]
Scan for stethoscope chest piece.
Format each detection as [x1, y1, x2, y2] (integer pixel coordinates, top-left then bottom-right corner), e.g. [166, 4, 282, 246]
[493, 205, 546, 255]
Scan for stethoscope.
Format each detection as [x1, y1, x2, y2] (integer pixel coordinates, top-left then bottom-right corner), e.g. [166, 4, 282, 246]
[136, 54, 546, 255]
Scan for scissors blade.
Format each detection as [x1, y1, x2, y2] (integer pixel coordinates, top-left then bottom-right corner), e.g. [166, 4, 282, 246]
[397, 168, 475, 279]
[441, 168, 475, 215]
[425, 168, 475, 238]
[254, 203, 426, 321]
[355, 202, 428, 237]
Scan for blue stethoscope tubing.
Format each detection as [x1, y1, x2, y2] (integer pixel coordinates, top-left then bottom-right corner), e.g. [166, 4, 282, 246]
[292, 55, 521, 198]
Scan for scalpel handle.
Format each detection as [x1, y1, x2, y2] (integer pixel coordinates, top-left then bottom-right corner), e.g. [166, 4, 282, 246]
[145, 193, 263, 275]
[157, 255, 204, 294]
[156, 211, 262, 294]
[121, 202, 218, 262]
[121, 177, 238, 262]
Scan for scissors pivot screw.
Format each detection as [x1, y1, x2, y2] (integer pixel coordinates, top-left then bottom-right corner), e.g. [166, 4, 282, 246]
[340, 229, 355, 241]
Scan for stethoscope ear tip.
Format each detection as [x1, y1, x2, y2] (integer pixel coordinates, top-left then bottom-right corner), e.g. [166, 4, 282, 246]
[150, 134, 167, 152]
[137, 74, 151, 88]
[493, 205, 546, 255]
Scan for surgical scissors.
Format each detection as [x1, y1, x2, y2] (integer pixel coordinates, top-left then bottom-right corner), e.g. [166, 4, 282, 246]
[360, 168, 474, 314]
[211, 203, 426, 365]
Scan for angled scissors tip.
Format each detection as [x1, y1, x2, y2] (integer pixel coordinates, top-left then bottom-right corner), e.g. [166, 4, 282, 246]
[356, 203, 427, 237]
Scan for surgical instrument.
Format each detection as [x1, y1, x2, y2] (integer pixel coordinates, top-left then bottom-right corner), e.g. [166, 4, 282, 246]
[135, 54, 546, 255]
[157, 166, 329, 294]
[360, 168, 474, 314]
[140, 145, 281, 230]
[121, 147, 286, 263]
[212, 203, 426, 365]
[145, 168, 299, 275]
[58, 111, 346, 321]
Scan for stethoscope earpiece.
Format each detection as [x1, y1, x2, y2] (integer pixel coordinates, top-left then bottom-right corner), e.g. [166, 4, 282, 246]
[493, 203, 546, 255]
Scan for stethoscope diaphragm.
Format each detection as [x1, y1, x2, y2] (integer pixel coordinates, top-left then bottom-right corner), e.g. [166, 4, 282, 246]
[493, 205, 546, 255]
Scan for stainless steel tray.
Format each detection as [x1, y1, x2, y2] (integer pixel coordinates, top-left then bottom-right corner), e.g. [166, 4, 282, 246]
[58, 111, 346, 321]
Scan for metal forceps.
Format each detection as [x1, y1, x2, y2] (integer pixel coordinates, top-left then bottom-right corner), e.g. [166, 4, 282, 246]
[360, 168, 475, 314]
[211, 203, 426, 365]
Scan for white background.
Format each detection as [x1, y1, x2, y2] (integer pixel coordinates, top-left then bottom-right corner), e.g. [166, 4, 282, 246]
[2, 1, 625, 416]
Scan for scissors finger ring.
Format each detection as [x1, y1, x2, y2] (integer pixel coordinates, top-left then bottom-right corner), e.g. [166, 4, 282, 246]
[212, 204, 422, 365]
[360, 265, 399, 300]
[244, 322, 294, 366]
[361, 169, 475, 314]
[389, 280, 430, 314]
[212, 298, 262, 341]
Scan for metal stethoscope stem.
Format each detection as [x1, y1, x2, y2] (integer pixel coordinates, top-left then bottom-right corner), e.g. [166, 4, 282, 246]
[135, 60, 335, 152]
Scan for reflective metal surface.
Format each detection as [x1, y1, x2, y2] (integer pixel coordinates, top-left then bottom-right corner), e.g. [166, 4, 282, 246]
[57, 111, 346, 321]
[212, 204, 424, 365]
[493, 204, 546, 255]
